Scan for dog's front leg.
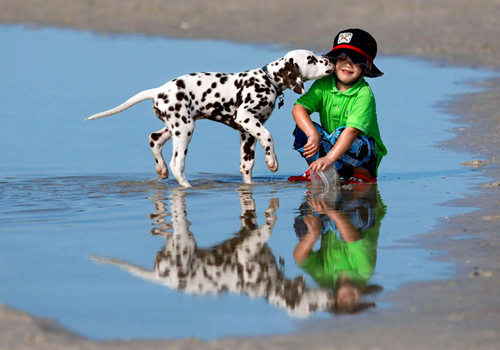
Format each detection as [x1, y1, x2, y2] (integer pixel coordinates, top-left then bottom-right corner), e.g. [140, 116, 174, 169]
[239, 131, 256, 183]
[149, 127, 172, 179]
[235, 111, 279, 174]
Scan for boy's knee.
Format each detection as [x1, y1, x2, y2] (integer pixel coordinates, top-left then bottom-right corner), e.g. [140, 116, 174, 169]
[292, 125, 309, 150]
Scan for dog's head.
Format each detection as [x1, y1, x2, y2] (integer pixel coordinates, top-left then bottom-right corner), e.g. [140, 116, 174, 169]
[269, 50, 334, 94]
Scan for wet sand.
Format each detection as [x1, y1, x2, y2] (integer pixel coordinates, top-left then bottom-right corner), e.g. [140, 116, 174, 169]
[1, 1, 499, 349]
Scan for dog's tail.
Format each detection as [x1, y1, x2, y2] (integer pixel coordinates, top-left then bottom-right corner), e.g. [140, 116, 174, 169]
[86, 88, 158, 120]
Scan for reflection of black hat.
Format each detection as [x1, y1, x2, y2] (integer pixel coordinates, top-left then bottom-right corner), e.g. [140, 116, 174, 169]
[324, 28, 383, 78]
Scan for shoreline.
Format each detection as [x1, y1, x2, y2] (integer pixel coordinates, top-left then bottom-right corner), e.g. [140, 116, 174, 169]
[1, 1, 499, 349]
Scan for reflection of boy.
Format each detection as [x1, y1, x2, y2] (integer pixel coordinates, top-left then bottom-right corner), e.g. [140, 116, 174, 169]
[293, 187, 386, 312]
[289, 28, 387, 183]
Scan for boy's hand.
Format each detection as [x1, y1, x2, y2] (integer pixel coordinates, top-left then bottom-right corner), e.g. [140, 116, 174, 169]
[308, 156, 335, 173]
[303, 133, 320, 159]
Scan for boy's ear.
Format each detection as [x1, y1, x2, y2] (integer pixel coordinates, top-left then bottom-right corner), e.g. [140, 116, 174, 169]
[281, 59, 304, 94]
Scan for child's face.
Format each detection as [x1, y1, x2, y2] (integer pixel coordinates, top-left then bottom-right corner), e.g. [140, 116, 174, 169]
[336, 284, 362, 311]
[334, 55, 364, 90]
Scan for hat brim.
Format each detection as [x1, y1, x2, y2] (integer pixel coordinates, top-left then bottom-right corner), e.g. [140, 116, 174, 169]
[323, 48, 383, 78]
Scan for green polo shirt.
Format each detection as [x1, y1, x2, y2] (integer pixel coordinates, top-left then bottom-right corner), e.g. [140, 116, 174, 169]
[296, 76, 387, 169]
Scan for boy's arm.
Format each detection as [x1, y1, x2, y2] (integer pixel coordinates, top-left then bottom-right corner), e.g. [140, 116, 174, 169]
[293, 215, 321, 264]
[308, 127, 360, 172]
[292, 104, 320, 159]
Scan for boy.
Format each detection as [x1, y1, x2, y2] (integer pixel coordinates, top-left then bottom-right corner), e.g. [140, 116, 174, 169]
[289, 29, 387, 183]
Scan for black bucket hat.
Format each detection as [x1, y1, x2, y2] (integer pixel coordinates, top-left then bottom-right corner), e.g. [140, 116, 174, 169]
[324, 28, 383, 78]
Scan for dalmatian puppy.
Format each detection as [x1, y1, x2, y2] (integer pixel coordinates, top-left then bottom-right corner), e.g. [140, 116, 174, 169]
[86, 50, 334, 187]
[90, 188, 335, 316]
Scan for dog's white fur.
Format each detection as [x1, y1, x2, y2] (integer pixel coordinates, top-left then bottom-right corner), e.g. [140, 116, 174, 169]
[87, 50, 334, 187]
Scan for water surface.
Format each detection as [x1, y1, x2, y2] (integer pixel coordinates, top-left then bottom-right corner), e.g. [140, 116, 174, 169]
[0, 25, 494, 340]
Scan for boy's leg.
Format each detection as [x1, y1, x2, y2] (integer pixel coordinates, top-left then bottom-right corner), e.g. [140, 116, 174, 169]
[289, 122, 332, 181]
[292, 122, 332, 162]
[329, 127, 378, 179]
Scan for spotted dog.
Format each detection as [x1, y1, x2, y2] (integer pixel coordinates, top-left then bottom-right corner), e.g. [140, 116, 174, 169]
[86, 50, 334, 187]
[90, 188, 335, 317]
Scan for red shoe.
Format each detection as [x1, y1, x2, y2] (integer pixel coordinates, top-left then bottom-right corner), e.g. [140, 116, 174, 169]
[288, 170, 311, 182]
[343, 171, 377, 185]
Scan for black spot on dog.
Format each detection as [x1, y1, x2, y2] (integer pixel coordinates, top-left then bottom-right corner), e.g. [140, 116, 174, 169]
[176, 92, 186, 101]
[176, 79, 186, 89]
[234, 80, 243, 89]
[307, 55, 319, 65]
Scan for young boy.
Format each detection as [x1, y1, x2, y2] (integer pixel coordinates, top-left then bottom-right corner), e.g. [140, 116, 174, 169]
[289, 28, 387, 183]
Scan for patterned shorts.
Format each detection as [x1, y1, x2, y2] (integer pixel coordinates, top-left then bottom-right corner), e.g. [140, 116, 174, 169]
[292, 122, 377, 178]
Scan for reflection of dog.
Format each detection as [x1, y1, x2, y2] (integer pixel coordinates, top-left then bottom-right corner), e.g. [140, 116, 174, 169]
[86, 50, 334, 187]
[90, 188, 335, 317]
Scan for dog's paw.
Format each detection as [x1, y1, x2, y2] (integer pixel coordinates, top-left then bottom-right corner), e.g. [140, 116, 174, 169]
[156, 165, 169, 179]
[266, 156, 279, 172]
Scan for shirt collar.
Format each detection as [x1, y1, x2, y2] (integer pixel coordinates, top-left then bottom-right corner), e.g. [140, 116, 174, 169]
[330, 76, 366, 96]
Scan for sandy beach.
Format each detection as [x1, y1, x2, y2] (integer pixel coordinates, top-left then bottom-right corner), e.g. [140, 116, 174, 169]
[1, 1, 499, 349]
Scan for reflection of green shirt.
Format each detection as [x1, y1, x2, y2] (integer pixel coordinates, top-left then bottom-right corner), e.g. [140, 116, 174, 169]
[300, 230, 376, 289]
[299, 189, 386, 290]
[296, 76, 387, 169]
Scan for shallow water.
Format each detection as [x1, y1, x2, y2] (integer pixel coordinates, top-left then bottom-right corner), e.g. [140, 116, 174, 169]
[0, 25, 495, 340]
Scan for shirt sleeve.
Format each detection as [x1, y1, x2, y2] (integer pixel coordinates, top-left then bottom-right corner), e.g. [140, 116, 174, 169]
[295, 79, 324, 113]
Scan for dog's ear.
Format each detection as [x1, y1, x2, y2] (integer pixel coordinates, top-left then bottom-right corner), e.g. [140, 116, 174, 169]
[281, 59, 304, 94]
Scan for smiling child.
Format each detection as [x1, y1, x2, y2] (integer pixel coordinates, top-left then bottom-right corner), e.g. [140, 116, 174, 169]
[289, 29, 387, 183]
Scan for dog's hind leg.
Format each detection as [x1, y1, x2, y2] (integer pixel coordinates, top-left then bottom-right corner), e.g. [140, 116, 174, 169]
[169, 123, 195, 188]
[149, 127, 172, 179]
[239, 131, 257, 184]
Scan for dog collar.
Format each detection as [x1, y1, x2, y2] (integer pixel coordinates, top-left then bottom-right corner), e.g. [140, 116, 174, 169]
[262, 65, 285, 109]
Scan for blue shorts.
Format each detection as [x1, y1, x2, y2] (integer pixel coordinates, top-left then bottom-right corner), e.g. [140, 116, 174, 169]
[292, 122, 377, 178]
